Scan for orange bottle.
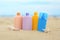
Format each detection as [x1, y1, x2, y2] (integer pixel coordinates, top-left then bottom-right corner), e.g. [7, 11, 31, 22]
[32, 12, 38, 30]
[14, 12, 22, 30]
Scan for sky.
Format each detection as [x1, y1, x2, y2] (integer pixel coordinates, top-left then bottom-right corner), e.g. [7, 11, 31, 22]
[0, 0, 60, 16]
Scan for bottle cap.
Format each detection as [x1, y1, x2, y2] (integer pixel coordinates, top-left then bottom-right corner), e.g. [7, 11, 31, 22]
[34, 12, 38, 16]
[26, 13, 29, 16]
[16, 12, 20, 16]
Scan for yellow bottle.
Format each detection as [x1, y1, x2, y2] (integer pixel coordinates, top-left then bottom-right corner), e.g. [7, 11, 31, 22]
[32, 12, 38, 30]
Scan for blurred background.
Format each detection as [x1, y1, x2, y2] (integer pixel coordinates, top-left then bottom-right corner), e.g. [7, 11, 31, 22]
[0, 0, 60, 40]
[0, 0, 60, 16]
[0, 0, 60, 30]
[0, 0, 60, 29]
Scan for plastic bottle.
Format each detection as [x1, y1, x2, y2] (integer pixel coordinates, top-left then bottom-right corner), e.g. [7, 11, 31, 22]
[32, 12, 38, 30]
[38, 12, 48, 32]
[22, 13, 32, 30]
[14, 12, 22, 30]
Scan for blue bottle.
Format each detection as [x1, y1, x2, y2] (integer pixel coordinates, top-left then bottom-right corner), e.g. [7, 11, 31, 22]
[38, 12, 48, 32]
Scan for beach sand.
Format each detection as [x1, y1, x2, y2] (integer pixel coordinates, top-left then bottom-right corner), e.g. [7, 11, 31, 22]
[0, 17, 60, 40]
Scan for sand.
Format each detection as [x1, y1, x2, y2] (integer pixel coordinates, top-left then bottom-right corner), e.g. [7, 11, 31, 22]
[0, 17, 60, 40]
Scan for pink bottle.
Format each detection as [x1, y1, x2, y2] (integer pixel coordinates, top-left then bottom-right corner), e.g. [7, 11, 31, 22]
[22, 13, 32, 30]
[14, 12, 22, 30]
